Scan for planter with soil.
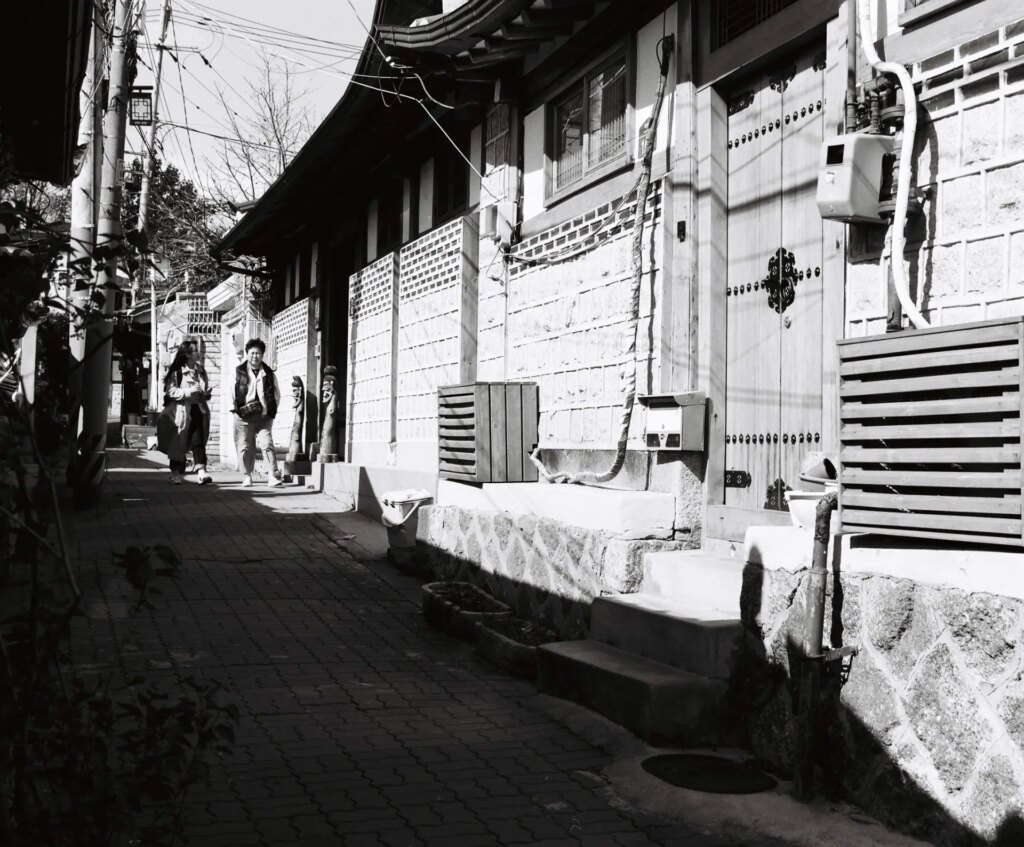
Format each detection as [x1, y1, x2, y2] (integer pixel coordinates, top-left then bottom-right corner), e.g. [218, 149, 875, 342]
[421, 581, 514, 641]
[475, 616, 559, 679]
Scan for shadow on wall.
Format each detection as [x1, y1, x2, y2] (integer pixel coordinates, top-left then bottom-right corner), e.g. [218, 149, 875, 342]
[412, 542, 596, 640]
[735, 552, 1024, 847]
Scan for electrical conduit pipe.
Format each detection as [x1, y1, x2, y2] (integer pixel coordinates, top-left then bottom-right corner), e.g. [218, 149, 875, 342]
[857, 0, 928, 329]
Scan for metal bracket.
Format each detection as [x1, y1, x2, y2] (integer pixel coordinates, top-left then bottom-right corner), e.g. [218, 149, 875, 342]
[725, 470, 751, 488]
[823, 645, 858, 684]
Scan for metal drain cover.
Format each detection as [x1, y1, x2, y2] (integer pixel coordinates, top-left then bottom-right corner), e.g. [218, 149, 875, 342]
[641, 754, 777, 794]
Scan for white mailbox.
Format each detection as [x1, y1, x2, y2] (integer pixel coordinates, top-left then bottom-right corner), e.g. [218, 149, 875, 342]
[816, 133, 891, 224]
[638, 392, 706, 452]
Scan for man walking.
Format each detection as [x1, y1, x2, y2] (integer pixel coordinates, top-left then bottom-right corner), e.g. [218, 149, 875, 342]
[233, 338, 283, 488]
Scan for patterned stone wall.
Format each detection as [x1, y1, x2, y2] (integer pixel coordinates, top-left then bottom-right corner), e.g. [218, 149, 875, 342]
[270, 297, 308, 451]
[847, 18, 1024, 334]
[416, 503, 691, 638]
[347, 254, 398, 463]
[741, 564, 1024, 845]
[492, 184, 664, 449]
[396, 217, 478, 467]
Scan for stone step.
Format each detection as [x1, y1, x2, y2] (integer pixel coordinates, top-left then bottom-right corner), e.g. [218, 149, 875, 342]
[641, 550, 746, 614]
[590, 593, 743, 679]
[536, 640, 734, 747]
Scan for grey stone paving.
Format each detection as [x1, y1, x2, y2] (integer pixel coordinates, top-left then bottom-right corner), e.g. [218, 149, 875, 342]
[65, 451, 749, 847]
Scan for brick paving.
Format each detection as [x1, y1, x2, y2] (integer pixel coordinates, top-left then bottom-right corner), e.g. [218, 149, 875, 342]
[64, 451, 765, 847]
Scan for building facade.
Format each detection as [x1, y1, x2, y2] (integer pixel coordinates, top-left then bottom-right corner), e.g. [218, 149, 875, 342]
[216, 2, 1024, 840]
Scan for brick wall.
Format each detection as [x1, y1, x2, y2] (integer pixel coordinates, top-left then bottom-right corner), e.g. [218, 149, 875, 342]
[396, 217, 477, 469]
[499, 183, 663, 449]
[270, 297, 309, 450]
[847, 18, 1024, 335]
[347, 253, 398, 464]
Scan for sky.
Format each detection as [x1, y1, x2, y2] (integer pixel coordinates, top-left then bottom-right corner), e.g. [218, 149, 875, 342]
[130, 0, 378, 199]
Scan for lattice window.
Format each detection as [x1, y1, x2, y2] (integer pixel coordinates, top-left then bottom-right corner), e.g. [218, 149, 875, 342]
[551, 50, 629, 193]
[712, 0, 799, 49]
[183, 295, 220, 335]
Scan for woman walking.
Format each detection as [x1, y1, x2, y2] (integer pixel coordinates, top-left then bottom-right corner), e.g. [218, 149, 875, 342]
[157, 340, 213, 484]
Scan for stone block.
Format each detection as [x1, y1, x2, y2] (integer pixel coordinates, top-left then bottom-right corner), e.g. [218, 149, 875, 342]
[986, 297, 1024, 319]
[988, 162, 1024, 226]
[839, 649, 901, 748]
[942, 173, 983, 237]
[903, 643, 990, 792]
[1006, 93, 1024, 158]
[846, 260, 884, 318]
[936, 590, 1022, 682]
[923, 242, 963, 299]
[966, 234, 1005, 293]
[998, 674, 1024, 750]
[964, 755, 1024, 842]
[861, 577, 941, 683]
[963, 101, 1002, 166]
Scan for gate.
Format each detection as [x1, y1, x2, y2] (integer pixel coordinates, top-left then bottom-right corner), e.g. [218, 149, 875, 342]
[723, 43, 829, 510]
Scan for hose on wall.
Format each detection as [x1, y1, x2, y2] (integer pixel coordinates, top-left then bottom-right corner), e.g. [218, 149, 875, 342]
[856, 0, 929, 329]
[528, 35, 674, 485]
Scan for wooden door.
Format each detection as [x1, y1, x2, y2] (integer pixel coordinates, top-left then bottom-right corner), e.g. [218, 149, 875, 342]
[724, 44, 827, 510]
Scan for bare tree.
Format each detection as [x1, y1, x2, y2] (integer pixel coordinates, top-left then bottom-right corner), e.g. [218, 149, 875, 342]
[207, 51, 315, 206]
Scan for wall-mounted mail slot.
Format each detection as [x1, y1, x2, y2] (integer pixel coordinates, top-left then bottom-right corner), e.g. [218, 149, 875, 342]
[638, 392, 707, 452]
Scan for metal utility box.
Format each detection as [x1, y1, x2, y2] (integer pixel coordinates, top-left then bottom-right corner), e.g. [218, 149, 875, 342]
[816, 133, 891, 223]
[638, 392, 706, 451]
[437, 382, 539, 483]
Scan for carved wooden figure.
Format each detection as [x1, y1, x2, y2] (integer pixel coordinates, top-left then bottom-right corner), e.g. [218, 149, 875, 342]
[319, 365, 339, 462]
[286, 375, 306, 461]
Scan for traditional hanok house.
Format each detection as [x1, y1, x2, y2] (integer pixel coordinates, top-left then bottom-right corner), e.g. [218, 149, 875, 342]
[217, 0, 1024, 840]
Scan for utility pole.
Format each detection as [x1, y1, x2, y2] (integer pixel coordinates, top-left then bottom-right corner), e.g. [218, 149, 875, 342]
[138, 0, 173, 414]
[76, 0, 137, 504]
[68, 9, 106, 480]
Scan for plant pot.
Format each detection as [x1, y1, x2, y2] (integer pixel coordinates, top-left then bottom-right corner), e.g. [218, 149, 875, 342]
[475, 617, 558, 679]
[421, 581, 513, 642]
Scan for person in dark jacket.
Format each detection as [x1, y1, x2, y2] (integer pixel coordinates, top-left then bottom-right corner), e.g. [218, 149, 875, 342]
[156, 340, 212, 484]
[233, 338, 282, 488]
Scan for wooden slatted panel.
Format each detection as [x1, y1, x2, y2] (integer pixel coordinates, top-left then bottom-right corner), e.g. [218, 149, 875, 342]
[437, 382, 539, 483]
[837, 317, 1024, 547]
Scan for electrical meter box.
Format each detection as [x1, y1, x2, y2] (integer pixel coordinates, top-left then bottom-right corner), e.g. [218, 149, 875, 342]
[816, 133, 891, 224]
[638, 392, 706, 452]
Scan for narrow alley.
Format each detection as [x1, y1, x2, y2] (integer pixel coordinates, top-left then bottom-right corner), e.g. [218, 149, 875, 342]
[62, 452, 912, 847]
[68, 451, 734, 847]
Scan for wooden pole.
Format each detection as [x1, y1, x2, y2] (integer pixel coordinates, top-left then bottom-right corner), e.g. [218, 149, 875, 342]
[68, 11, 105, 474]
[137, 0, 172, 239]
[76, 0, 136, 504]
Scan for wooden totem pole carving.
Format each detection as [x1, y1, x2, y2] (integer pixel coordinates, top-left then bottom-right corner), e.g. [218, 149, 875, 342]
[286, 375, 306, 461]
[319, 365, 339, 462]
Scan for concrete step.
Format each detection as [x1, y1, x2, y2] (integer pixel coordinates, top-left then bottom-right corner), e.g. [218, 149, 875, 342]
[537, 640, 734, 747]
[590, 593, 743, 680]
[641, 550, 746, 614]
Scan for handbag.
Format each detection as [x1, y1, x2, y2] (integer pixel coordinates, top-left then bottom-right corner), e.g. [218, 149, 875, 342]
[236, 399, 264, 421]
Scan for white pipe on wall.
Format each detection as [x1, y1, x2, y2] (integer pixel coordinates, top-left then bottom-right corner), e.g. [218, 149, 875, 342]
[857, 0, 929, 329]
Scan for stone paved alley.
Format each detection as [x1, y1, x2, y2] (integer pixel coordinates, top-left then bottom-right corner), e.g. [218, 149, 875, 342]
[62, 452, 922, 847]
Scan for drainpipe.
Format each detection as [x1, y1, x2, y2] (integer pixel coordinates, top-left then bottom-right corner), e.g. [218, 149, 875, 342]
[857, 0, 928, 329]
[793, 491, 857, 800]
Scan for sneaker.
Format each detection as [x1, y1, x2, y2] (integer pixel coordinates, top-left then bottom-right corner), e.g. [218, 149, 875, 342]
[267, 475, 283, 488]
[169, 471, 183, 485]
[241, 475, 253, 488]
[197, 471, 212, 485]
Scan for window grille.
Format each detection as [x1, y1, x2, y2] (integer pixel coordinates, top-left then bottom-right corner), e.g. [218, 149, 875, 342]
[713, 0, 799, 49]
[551, 52, 628, 193]
[485, 103, 511, 171]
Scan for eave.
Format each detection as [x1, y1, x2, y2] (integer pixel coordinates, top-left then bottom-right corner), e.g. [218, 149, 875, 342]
[377, 0, 598, 71]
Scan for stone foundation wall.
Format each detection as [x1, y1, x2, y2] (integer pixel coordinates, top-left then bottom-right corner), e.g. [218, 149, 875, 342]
[740, 563, 1024, 846]
[416, 504, 693, 638]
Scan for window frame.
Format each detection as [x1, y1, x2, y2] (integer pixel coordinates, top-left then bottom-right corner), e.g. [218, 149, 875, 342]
[898, 0, 975, 29]
[544, 39, 635, 206]
[431, 128, 471, 227]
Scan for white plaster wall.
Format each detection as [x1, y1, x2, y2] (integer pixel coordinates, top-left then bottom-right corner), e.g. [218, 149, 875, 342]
[418, 159, 434, 233]
[366, 197, 378, 263]
[469, 123, 482, 208]
[522, 108, 546, 221]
